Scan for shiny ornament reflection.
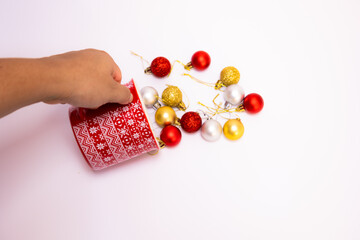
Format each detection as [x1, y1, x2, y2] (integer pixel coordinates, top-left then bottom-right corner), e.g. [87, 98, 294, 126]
[140, 86, 160, 109]
[224, 84, 245, 108]
[223, 119, 244, 141]
[160, 125, 182, 147]
[155, 106, 177, 127]
[243, 93, 264, 114]
[201, 119, 222, 142]
[185, 51, 211, 71]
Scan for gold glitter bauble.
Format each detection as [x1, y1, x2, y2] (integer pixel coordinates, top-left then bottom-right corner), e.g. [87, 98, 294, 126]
[223, 119, 244, 141]
[216, 66, 240, 89]
[155, 106, 177, 127]
[161, 85, 186, 110]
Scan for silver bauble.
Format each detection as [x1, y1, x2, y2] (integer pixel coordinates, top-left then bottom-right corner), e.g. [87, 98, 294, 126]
[224, 84, 245, 107]
[201, 119, 222, 142]
[140, 86, 159, 108]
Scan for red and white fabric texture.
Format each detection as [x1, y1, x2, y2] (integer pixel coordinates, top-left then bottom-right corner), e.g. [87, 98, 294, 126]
[69, 79, 160, 170]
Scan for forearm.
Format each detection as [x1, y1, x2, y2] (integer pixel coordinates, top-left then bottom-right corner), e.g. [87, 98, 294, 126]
[0, 58, 55, 118]
[0, 49, 132, 118]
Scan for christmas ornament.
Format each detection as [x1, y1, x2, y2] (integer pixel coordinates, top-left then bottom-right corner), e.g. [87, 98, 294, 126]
[140, 86, 161, 109]
[215, 66, 240, 89]
[144, 57, 171, 78]
[185, 51, 211, 71]
[224, 84, 245, 108]
[132, 51, 263, 148]
[242, 93, 264, 114]
[161, 85, 186, 110]
[160, 125, 182, 147]
[201, 119, 222, 142]
[155, 106, 179, 127]
[223, 119, 244, 141]
[180, 111, 202, 133]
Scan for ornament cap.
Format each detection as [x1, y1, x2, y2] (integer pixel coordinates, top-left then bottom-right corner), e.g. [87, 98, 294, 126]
[184, 62, 193, 71]
[235, 104, 245, 112]
[177, 101, 187, 111]
[174, 117, 181, 126]
[156, 137, 166, 149]
[144, 67, 152, 75]
[224, 102, 231, 109]
[197, 109, 212, 120]
[215, 80, 225, 90]
[153, 101, 162, 110]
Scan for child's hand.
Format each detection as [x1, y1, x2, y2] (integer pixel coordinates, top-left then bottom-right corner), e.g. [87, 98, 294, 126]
[42, 49, 133, 108]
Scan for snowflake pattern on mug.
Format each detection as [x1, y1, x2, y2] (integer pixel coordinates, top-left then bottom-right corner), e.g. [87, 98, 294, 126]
[69, 79, 159, 170]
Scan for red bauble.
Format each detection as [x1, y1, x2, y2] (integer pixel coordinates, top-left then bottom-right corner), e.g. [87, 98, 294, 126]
[180, 111, 202, 133]
[150, 57, 171, 77]
[243, 93, 264, 114]
[190, 51, 211, 71]
[160, 125, 182, 147]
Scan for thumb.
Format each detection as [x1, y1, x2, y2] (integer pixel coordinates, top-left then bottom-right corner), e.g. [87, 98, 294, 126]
[107, 82, 133, 105]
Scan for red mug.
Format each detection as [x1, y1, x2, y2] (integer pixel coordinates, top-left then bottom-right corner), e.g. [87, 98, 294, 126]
[69, 79, 160, 170]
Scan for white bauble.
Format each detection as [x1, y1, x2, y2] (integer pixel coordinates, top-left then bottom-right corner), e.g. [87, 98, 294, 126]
[140, 86, 159, 108]
[201, 119, 222, 142]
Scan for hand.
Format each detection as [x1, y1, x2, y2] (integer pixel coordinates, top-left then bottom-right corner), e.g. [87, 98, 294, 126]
[42, 49, 133, 108]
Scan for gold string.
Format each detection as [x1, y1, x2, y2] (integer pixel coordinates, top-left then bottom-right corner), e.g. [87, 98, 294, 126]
[215, 80, 226, 90]
[182, 73, 215, 88]
[178, 85, 190, 110]
[167, 60, 191, 78]
[197, 102, 220, 119]
[198, 94, 244, 120]
[176, 60, 192, 70]
[212, 94, 223, 109]
[216, 111, 242, 120]
[212, 94, 245, 114]
[197, 101, 219, 112]
[131, 51, 150, 70]
[168, 61, 176, 77]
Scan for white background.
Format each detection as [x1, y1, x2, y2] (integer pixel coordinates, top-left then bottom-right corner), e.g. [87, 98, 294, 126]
[1, 0, 360, 239]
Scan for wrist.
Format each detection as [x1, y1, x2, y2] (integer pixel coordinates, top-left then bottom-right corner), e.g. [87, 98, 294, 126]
[37, 56, 71, 104]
